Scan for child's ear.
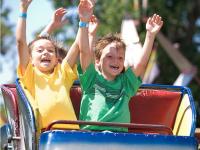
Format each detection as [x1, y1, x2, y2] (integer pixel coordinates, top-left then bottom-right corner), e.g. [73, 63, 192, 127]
[95, 59, 101, 69]
[30, 57, 34, 65]
[56, 57, 60, 64]
[57, 57, 61, 64]
[95, 59, 100, 65]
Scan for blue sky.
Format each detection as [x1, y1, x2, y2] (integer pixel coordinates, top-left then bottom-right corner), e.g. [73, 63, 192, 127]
[0, 0, 54, 103]
[4, 0, 54, 42]
[1, 0, 77, 85]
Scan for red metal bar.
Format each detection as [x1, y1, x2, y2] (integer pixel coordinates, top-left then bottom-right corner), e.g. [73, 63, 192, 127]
[45, 120, 173, 135]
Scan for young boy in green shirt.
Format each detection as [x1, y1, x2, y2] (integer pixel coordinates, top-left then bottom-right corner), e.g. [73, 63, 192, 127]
[78, 0, 163, 132]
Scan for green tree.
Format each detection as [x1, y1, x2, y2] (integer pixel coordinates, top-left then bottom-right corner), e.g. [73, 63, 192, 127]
[147, 0, 200, 126]
[0, 0, 16, 127]
[0, 0, 14, 55]
[50, 0, 200, 126]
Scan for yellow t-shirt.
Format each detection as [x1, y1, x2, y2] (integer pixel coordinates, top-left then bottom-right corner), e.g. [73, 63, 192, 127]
[17, 61, 79, 130]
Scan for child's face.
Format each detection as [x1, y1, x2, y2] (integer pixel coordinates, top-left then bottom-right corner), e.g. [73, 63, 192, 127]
[31, 39, 58, 74]
[96, 42, 125, 81]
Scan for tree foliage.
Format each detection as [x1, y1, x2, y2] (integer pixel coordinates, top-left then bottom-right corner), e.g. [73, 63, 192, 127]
[50, 0, 200, 125]
[148, 0, 200, 125]
[0, 0, 14, 55]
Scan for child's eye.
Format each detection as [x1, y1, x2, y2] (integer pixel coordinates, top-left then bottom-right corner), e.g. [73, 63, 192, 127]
[119, 57, 123, 60]
[47, 49, 55, 53]
[37, 49, 43, 53]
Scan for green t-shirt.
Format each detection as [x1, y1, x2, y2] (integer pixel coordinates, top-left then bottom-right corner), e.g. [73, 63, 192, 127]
[78, 63, 142, 132]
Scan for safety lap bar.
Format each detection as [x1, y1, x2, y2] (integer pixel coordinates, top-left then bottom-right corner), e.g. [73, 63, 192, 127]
[45, 120, 173, 135]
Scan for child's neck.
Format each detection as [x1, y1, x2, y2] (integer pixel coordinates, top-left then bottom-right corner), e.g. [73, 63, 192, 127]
[95, 64, 117, 81]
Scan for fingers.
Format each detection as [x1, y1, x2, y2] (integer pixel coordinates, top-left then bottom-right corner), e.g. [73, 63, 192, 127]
[20, 0, 32, 10]
[88, 0, 96, 8]
[21, 0, 32, 4]
[147, 17, 152, 26]
[152, 14, 163, 25]
[80, 0, 94, 9]
[89, 0, 96, 5]
[53, 8, 67, 22]
[148, 14, 163, 27]
[78, 0, 94, 22]
[80, 0, 88, 7]
[55, 7, 67, 16]
[157, 16, 163, 26]
[90, 15, 98, 23]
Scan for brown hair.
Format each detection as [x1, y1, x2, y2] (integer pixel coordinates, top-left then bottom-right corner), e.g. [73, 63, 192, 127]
[57, 44, 68, 63]
[94, 33, 126, 61]
[28, 36, 58, 56]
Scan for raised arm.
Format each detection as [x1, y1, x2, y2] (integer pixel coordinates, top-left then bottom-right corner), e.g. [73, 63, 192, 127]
[64, 9, 97, 68]
[16, 0, 32, 75]
[88, 15, 99, 60]
[62, 8, 80, 68]
[63, 31, 80, 68]
[39, 7, 67, 37]
[78, 0, 94, 72]
[132, 14, 163, 78]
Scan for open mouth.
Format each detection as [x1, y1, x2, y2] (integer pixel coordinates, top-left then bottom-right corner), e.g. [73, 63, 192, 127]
[110, 65, 119, 70]
[41, 59, 51, 64]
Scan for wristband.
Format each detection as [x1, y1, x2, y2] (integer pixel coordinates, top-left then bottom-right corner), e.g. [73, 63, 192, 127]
[79, 21, 89, 28]
[19, 12, 27, 19]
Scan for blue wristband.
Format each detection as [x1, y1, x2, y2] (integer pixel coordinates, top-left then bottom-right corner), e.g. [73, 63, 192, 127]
[79, 21, 89, 28]
[19, 12, 27, 19]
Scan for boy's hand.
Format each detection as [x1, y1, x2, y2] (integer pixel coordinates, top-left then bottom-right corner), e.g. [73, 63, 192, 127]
[146, 14, 163, 36]
[78, 0, 94, 22]
[51, 7, 67, 29]
[20, 0, 32, 12]
[89, 15, 99, 36]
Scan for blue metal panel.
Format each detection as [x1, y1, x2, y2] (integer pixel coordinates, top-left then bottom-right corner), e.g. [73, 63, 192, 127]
[15, 79, 37, 150]
[39, 130, 198, 150]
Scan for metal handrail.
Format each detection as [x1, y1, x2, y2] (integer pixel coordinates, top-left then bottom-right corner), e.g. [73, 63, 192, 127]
[45, 120, 173, 135]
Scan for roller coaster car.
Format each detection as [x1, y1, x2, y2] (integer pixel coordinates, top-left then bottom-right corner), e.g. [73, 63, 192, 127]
[1, 79, 198, 150]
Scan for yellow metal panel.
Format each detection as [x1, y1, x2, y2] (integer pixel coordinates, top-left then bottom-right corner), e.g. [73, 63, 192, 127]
[173, 94, 192, 136]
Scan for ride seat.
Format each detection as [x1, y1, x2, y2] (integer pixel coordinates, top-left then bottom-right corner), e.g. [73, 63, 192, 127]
[1, 84, 21, 149]
[70, 85, 82, 118]
[129, 89, 181, 134]
[1, 84, 20, 137]
[69, 86, 182, 135]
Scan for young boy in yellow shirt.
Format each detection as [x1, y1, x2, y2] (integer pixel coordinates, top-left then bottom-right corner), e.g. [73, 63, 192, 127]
[16, 0, 82, 131]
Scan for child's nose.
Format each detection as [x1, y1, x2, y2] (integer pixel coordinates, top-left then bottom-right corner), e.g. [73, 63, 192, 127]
[43, 49, 49, 54]
[113, 57, 118, 64]
[115, 56, 120, 61]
